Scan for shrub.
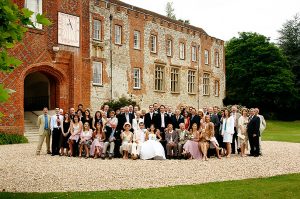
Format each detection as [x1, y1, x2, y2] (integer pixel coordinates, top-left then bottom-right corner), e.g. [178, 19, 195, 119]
[0, 133, 28, 145]
[103, 97, 137, 111]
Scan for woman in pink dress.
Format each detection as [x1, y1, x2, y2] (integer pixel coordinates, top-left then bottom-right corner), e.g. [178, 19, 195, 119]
[183, 123, 202, 159]
[68, 115, 82, 157]
[90, 122, 106, 158]
[79, 122, 93, 158]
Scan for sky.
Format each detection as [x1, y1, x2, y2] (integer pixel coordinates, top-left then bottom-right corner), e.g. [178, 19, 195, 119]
[121, 0, 300, 42]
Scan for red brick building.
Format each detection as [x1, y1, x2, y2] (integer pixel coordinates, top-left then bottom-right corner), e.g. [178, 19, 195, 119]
[0, 0, 91, 134]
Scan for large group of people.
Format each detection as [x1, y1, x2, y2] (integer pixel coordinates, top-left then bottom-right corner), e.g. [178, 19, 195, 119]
[36, 103, 266, 160]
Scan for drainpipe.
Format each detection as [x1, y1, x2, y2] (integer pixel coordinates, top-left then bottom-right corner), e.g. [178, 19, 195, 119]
[109, 14, 113, 101]
[197, 45, 200, 110]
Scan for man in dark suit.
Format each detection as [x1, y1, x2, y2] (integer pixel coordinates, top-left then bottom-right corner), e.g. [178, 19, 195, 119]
[189, 108, 200, 130]
[155, 105, 170, 135]
[208, 107, 220, 132]
[155, 105, 170, 155]
[171, 109, 184, 130]
[117, 106, 134, 131]
[103, 123, 122, 159]
[247, 108, 261, 157]
[144, 105, 157, 129]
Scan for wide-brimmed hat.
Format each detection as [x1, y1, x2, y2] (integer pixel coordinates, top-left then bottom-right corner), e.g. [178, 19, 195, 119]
[123, 122, 132, 129]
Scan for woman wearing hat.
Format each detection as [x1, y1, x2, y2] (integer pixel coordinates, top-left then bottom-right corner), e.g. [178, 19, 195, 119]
[120, 122, 133, 159]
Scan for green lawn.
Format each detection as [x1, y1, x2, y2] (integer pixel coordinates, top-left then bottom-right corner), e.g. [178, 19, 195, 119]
[1, 173, 299, 199]
[263, 120, 300, 143]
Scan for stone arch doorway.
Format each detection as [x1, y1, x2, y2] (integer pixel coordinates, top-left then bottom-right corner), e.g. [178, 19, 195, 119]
[21, 63, 69, 113]
[24, 71, 58, 111]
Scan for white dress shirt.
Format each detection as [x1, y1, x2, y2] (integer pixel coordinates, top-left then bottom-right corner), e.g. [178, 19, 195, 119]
[50, 114, 64, 131]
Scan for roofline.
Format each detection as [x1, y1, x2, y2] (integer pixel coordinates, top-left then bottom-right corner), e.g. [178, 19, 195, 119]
[98, 0, 223, 42]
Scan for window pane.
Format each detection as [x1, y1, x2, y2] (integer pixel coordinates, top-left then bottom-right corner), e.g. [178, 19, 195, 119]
[204, 50, 209, 65]
[203, 73, 210, 95]
[134, 31, 140, 49]
[215, 52, 219, 67]
[133, 68, 141, 88]
[167, 40, 172, 56]
[93, 62, 102, 84]
[93, 20, 101, 40]
[115, 25, 121, 44]
[180, 43, 185, 59]
[151, 35, 157, 53]
[25, 0, 43, 29]
[192, 46, 197, 62]
[155, 66, 164, 90]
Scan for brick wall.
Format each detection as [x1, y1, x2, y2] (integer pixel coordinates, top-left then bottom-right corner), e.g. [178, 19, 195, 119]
[0, 0, 90, 134]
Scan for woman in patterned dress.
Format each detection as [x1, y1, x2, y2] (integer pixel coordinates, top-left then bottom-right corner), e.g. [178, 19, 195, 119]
[90, 122, 106, 158]
[238, 108, 249, 157]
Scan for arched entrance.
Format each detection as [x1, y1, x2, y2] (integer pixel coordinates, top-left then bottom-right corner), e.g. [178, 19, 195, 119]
[24, 71, 58, 111]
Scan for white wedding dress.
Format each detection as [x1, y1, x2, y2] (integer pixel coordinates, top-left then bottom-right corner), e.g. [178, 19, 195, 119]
[140, 134, 166, 160]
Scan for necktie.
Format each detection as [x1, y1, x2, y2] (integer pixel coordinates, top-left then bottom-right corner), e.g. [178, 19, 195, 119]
[57, 115, 61, 127]
[44, 115, 48, 129]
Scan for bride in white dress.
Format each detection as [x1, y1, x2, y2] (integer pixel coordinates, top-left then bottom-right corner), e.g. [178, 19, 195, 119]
[140, 125, 166, 160]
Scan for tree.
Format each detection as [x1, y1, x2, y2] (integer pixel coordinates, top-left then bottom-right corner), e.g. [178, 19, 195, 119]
[165, 2, 176, 20]
[0, 0, 51, 119]
[224, 32, 298, 120]
[278, 13, 300, 102]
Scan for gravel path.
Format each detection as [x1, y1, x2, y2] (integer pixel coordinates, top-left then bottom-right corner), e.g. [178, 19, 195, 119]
[0, 141, 300, 193]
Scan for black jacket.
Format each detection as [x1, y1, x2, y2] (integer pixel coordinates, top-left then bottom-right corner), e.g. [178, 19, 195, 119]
[144, 112, 157, 129]
[247, 115, 261, 136]
[155, 112, 170, 129]
[189, 115, 201, 130]
[171, 115, 184, 129]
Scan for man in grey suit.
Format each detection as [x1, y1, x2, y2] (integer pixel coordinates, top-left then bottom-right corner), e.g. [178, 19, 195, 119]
[36, 107, 51, 155]
[165, 124, 179, 159]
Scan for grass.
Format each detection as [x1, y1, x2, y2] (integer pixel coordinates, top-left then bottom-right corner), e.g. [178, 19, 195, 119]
[0, 173, 299, 199]
[0, 133, 28, 145]
[262, 120, 300, 143]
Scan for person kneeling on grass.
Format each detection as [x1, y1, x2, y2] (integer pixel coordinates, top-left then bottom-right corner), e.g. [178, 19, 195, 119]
[131, 122, 146, 160]
[120, 122, 133, 159]
[79, 122, 93, 158]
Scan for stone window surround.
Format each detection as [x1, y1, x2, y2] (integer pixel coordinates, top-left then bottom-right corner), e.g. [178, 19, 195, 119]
[154, 64, 165, 92]
[203, 72, 210, 96]
[133, 67, 141, 89]
[165, 34, 174, 58]
[170, 67, 180, 93]
[187, 70, 196, 94]
[92, 61, 103, 86]
[149, 30, 158, 54]
[215, 50, 220, 68]
[92, 13, 105, 41]
[204, 49, 209, 65]
[133, 30, 141, 50]
[113, 19, 124, 46]
[178, 38, 186, 60]
[214, 79, 220, 97]
[191, 45, 197, 63]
